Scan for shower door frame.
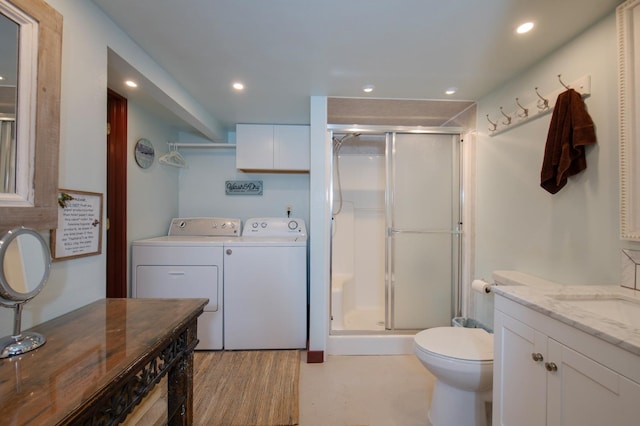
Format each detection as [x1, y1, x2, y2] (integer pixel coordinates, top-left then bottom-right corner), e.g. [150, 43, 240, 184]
[328, 125, 464, 335]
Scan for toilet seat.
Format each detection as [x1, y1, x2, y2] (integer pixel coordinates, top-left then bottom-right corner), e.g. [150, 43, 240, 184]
[414, 327, 493, 361]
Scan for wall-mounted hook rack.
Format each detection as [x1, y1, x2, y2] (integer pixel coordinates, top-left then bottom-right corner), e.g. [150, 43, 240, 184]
[487, 114, 498, 132]
[489, 74, 591, 136]
[535, 87, 550, 111]
[499, 106, 512, 125]
[515, 98, 528, 118]
[557, 74, 571, 90]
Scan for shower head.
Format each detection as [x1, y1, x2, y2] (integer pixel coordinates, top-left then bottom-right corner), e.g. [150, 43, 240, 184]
[341, 133, 361, 142]
[333, 132, 361, 153]
[335, 132, 360, 146]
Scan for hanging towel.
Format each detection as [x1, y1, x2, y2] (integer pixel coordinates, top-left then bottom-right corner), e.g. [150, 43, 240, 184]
[540, 88, 596, 194]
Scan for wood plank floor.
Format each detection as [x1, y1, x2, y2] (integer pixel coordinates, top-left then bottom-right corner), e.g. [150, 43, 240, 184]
[193, 351, 300, 426]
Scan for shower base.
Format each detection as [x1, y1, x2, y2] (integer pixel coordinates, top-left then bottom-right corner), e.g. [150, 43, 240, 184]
[334, 307, 385, 331]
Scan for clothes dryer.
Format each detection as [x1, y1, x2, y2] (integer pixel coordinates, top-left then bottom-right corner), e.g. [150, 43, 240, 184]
[223, 217, 308, 350]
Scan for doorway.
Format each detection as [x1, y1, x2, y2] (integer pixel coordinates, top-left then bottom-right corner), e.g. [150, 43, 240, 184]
[106, 90, 127, 298]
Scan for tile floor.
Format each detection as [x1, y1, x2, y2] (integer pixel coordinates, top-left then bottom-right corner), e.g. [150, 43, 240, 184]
[299, 353, 435, 426]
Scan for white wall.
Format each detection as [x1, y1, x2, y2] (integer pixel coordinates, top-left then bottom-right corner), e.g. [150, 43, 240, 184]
[0, 0, 204, 336]
[127, 101, 180, 282]
[474, 12, 640, 325]
[332, 154, 386, 311]
[177, 135, 310, 225]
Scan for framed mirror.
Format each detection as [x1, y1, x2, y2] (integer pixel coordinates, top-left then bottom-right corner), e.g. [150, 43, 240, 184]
[0, 0, 62, 232]
[619, 0, 640, 240]
[0, 226, 51, 358]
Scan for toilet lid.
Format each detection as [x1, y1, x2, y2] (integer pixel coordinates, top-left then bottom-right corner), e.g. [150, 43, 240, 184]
[415, 327, 493, 361]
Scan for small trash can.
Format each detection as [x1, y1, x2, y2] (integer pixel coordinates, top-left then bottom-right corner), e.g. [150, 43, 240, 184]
[452, 317, 492, 333]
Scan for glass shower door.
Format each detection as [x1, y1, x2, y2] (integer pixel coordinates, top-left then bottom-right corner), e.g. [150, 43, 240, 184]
[386, 132, 461, 330]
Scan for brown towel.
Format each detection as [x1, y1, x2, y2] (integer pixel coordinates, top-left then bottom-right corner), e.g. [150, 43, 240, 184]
[540, 89, 596, 194]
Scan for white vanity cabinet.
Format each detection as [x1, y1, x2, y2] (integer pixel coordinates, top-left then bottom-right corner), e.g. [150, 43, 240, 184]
[236, 124, 309, 171]
[494, 294, 640, 426]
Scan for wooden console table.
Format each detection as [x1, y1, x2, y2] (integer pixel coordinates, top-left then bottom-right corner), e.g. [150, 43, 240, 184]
[0, 298, 207, 425]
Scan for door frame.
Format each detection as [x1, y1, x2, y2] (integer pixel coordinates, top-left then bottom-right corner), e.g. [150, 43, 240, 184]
[106, 89, 127, 298]
[327, 125, 465, 334]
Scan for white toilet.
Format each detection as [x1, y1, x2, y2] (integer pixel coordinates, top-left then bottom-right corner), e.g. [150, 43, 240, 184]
[414, 326, 494, 426]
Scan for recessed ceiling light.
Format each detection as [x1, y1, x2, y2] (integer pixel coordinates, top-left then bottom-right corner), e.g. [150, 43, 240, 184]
[445, 87, 457, 95]
[0, 76, 4, 81]
[233, 82, 245, 91]
[362, 85, 374, 93]
[516, 22, 534, 34]
[125, 80, 138, 88]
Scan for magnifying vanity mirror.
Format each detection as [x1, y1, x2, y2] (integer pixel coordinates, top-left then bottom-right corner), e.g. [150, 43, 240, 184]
[0, 227, 51, 358]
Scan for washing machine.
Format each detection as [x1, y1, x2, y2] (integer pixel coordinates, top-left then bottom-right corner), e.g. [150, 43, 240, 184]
[223, 217, 308, 350]
[131, 217, 241, 350]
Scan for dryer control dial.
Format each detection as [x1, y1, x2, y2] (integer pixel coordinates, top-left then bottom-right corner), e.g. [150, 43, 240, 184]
[288, 220, 299, 230]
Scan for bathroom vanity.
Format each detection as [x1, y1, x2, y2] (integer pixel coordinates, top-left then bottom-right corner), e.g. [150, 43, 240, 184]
[493, 283, 640, 426]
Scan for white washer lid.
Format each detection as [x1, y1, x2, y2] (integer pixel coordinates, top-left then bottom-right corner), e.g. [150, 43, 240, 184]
[415, 327, 493, 361]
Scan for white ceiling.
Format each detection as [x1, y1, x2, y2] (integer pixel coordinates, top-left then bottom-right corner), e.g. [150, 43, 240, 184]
[95, 0, 622, 137]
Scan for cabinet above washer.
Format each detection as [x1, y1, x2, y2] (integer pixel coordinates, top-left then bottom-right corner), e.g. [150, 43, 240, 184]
[236, 124, 309, 171]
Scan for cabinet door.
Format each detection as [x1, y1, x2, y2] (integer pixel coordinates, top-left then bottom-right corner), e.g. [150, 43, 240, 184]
[546, 339, 640, 426]
[274, 125, 309, 170]
[236, 124, 274, 169]
[494, 311, 547, 426]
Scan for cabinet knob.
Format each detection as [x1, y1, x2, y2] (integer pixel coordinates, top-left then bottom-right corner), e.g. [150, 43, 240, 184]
[226, 249, 232, 255]
[531, 352, 544, 362]
[545, 362, 558, 372]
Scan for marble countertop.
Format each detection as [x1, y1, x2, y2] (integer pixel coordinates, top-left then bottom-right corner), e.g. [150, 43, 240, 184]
[493, 282, 640, 356]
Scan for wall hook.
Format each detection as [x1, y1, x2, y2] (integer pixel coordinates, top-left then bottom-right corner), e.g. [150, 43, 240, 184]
[499, 106, 512, 126]
[535, 87, 549, 110]
[515, 98, 528, 118]
[486, 114, 497, 132]
[558, 74, 570, 90]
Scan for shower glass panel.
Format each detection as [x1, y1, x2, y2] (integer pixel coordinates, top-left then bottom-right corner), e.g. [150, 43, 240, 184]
[330, 129, 461, 334]
[388, 133, 461, 330]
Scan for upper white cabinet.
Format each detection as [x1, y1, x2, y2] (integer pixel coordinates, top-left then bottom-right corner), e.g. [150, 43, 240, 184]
[236, 124, 309, 171]
[494, 294, 640, 426]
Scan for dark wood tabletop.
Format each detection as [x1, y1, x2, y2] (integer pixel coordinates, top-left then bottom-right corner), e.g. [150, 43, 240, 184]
[0, 298, 207, 425]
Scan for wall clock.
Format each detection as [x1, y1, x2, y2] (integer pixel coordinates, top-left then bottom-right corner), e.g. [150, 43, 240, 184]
[134, 138, 154, 169]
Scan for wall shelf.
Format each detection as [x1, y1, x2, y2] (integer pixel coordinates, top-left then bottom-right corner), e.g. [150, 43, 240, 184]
[171, 142, 236, 149]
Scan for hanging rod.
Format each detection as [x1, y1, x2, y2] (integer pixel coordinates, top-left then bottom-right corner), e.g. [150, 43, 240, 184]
[170, 142, 236, 149]
[488, 74, 591, 136]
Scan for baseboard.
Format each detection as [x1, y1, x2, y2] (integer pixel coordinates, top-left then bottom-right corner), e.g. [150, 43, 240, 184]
[306, 350, 324, 363]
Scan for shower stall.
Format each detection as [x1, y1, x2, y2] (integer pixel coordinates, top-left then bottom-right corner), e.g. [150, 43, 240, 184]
[329, 127, 462, 339]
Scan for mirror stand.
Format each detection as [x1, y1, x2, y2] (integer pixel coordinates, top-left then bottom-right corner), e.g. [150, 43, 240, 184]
[0, 302, 45, 358]
[0, 226, 51, 359]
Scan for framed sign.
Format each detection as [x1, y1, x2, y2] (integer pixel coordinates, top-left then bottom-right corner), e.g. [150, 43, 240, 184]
[51, 190, 103, 261]
[225, 180, 263, 195]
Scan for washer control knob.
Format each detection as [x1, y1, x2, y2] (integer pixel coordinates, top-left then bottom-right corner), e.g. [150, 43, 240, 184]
[261, 222, 267, 228]
[178, 221, 186, 228]
[221, 223, 227, 229]
[252, 222, 259, 228]
[288, 220, 298, 230]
